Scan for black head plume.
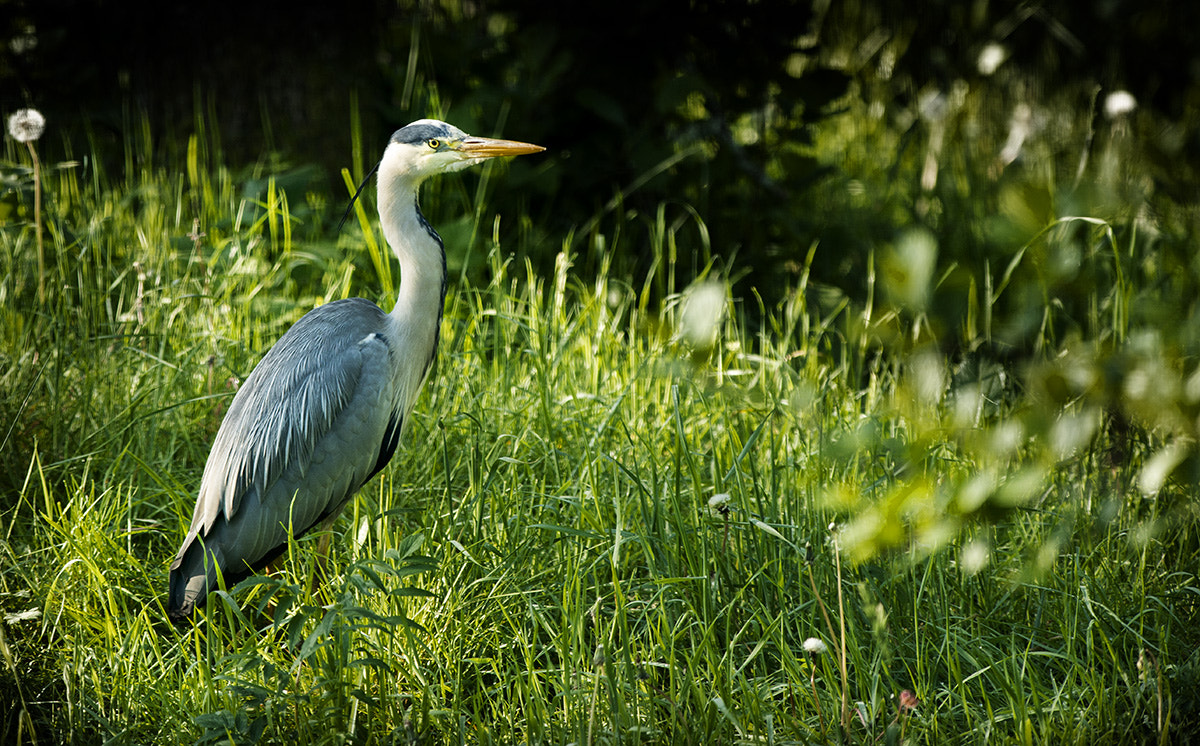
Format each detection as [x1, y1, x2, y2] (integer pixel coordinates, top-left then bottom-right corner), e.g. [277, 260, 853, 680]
[337, 162, 381, 235]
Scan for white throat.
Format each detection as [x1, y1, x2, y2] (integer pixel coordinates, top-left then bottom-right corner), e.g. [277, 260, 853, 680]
[376, 152, 447, 325]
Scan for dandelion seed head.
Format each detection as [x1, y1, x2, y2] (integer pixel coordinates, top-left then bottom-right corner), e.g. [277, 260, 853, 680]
[707, 493, 731, 508]
[803, 637, 827, 655]
[976, 43, 1008, 76]
[1104, 90, 1137, 119]
[8, 108, 45, 143]
[960, 539, 990, 575]
[679, 280, 726, 349]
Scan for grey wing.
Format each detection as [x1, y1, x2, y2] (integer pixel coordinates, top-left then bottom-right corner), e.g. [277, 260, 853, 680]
[169, 299, 402, 617]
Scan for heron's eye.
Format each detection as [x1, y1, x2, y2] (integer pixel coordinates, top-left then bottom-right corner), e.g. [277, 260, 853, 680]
[427, 139, 440, 150]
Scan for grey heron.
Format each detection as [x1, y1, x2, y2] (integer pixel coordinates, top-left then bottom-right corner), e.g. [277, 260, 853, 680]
[168, 120, 544, 623]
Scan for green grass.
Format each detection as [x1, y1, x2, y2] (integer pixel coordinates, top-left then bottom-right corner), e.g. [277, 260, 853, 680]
[2, 104, 1200, 746]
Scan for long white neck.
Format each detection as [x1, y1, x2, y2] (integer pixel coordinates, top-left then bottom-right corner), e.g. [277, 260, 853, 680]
[377, 167, 447, 328]
[376, 162, 447, 405]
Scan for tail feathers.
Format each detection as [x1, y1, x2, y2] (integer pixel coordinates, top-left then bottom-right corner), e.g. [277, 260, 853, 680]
[166, 533, 284, 624]
[167, 537, 214, 624]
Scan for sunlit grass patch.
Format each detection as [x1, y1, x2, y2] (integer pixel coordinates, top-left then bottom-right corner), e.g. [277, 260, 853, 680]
[2, 93, 1199, 746]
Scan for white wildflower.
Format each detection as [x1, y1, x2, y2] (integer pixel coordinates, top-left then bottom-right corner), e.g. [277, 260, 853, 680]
[707, 493, 731, 509]
[7, 108, 45, 143]
[976, 43, 1008, 76]
[803, 637, 828, 655]
[960, 539, 990, 575]
[679, 280, 726, 349]
[1104, 91, 1137, 119]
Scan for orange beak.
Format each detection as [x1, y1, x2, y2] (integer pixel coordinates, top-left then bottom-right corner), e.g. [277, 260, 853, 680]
[457, 137, 546, 158]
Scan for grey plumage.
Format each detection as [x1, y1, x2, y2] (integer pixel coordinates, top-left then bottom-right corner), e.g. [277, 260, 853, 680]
[168, 120, 544, 622]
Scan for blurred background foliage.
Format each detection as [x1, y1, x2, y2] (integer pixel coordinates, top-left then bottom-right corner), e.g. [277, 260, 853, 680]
[4, 0, 1197, 322]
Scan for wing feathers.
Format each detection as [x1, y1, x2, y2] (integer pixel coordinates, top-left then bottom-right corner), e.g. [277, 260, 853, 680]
[171, 300, 405, 591]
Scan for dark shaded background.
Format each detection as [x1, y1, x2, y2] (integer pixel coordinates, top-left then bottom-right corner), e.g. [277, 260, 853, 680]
[3, 0, 1199, 318]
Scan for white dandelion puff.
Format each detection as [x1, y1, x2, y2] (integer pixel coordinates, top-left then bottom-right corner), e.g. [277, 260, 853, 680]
[707, 493, 731, 509]
[803, 637, 828, 655]
[960, 539, 990, 575]
[1104, 90, 1137, 119]
[679, 280, 726, 349]
[976, 43, 1008, 76]
[8, 107, 45, 143]
[9, 107, 46, 302]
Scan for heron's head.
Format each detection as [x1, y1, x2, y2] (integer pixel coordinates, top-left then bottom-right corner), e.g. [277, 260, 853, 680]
[339, 119, 543, 236]
[380, 119, 545, 182]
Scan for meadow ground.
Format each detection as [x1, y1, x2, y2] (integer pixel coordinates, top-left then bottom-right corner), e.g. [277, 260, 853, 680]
[3, 97, 1200, 744]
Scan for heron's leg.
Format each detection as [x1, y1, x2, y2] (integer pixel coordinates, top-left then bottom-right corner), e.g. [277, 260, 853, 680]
[260, 532, 334, 623]
[259, 557, 285, 626]
[310, 531, 334, 604]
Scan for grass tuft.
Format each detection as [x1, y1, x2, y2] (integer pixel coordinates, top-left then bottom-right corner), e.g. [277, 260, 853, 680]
[2, 100, 1199, 744]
